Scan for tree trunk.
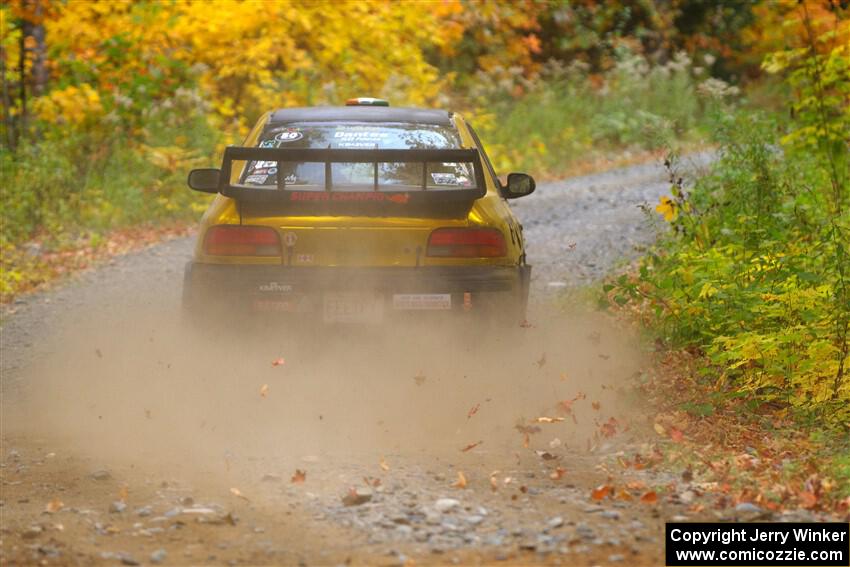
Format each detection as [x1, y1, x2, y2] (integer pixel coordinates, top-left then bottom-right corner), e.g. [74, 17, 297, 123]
[1, 44, 16, 150]
[30, 0, 47, 97]
[18, 0, 30, 138]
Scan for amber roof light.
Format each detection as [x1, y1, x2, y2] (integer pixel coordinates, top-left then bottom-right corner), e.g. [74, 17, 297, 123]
[345, 97, 390, 106]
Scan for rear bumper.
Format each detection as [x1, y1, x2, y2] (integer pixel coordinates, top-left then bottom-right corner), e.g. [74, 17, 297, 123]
[183, 262, 531, 320]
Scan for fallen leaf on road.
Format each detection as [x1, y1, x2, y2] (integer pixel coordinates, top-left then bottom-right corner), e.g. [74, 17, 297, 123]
[670, 427, 684, 443]
[591, 484, 613, 501]
[519, 320, 533, 328]
[490, 475, 499, 491]
[260, 384, 269, 398]
[549, 467, 566, 480]
[616, 489, 634, 501]
[413, 372, 426, 386]
[640, 490, 658, 504]
[592, 401, 601, 411]
[467, 403, 480, 419]
[535, 450, 559, 461]
[379, 457, 390, 471]
[230, 487, 249, 501]
[291, 469, 306, 484]
[798, 491, 817, 509]
[536, 416, 564, 423]
[600, 417, 619, 438]
[452, 471, 467, 489]
[523, 433, 530, 448]
[654, 423, 666, 436]
[549, 437, 562, 448]
[559, 372, 568, 382]
[45, 499, 63, 514]
[118, 485, 128, 502]
[535, 353, 546, 369]
[342, 487, 372, 507]
[515, 424, 542, 435]
[461, 441, 482, 452]
[363, 476, 381, 488]
[271, 357, 285, 367]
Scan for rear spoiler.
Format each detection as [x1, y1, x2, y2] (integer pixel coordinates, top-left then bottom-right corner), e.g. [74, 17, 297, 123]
[211, 147, 487, 218]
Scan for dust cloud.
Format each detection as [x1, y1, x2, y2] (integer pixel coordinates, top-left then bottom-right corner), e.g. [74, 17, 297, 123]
[3, 300, 647, 480]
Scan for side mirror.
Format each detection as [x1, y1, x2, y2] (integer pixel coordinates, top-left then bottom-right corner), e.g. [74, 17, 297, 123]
[503, 172, 536, 199]
[187, 168, 221, 193]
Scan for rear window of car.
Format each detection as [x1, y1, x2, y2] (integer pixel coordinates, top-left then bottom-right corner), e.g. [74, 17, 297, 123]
[240, 122, 475, 191]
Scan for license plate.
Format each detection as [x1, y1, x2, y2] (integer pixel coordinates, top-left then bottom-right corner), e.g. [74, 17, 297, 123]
[392, 294, 452, 310]
[323, 292, 384, 323]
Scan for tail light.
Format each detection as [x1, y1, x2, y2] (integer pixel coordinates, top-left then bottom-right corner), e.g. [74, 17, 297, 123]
[204, 225, 281, 256]
[427, 228, 507, 258]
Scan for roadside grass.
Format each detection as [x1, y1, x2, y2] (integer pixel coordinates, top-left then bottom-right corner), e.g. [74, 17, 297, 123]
[1, 102, 216, 301]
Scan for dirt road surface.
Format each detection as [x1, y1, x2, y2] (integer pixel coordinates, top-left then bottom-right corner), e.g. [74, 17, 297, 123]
[2, 157, 737, 566]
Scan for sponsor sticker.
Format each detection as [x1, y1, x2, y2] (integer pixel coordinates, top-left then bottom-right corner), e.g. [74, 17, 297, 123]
[288, 192, 410, 204]
[392, 294, 452, 311]
[258, 282, 293, 293]
[275, 130, 303, 142]
[334, 126, 389, 148]
[431, 172, 458, 185]
[296, 253, 314, 264]
[283, 231, 298, 247]
[245, 174, 268, 184]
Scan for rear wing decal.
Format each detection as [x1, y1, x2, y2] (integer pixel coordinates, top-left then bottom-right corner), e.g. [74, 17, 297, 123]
[217, 147, 487, 209]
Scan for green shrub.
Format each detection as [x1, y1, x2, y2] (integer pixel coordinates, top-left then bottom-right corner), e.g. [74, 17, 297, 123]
[612, 109, 849, 423]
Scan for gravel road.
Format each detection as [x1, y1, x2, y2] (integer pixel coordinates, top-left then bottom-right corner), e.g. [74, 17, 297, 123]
[8, 154, 803, 567]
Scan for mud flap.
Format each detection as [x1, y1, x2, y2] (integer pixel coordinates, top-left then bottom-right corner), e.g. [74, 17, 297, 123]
[519, 264, 532, 321]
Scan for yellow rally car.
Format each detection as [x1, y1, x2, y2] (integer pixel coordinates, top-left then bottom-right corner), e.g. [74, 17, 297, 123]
[184, 98, 535, 325]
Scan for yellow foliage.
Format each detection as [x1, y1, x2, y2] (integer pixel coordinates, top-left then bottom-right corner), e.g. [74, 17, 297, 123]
[33, 84, 102, 125]
[743, 0, 850, 67]
[655, 196, 678, 221]
[42, 0, 466, 129]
